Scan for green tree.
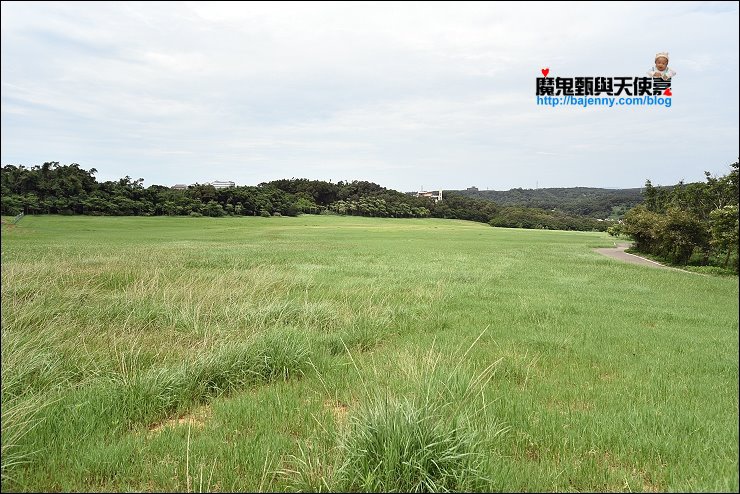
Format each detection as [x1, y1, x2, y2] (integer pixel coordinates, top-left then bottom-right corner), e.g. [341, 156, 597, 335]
[622, 205, 664, 252]
[660, 208, 707, 264]
[709, 205, 739, 270]
[203, 200, 225, 217]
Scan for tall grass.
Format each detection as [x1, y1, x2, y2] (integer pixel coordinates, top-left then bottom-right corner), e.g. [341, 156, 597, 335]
[334, 339, 507, 492]
[1, 327, 61, 484]
[8, 327, 314, 474]
[282, 335, 509, 492]
[1, 395, 46, 485]
[1, 215, 737, 492]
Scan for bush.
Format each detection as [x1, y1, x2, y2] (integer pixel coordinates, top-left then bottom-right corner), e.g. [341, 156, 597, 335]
[188, 212, 202, 217]
[683, 265, 738, 276]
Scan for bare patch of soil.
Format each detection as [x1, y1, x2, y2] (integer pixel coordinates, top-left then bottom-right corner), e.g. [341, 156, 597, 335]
[324, 399, 349, 426]
[148, 404, 212, 435]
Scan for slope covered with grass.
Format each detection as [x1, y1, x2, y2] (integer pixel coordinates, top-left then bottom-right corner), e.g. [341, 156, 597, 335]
[2, 215, 737, 492]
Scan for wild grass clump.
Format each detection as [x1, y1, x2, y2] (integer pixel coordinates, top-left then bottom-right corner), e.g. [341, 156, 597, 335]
[1, 329, 61, 483]
[336, 395, 491, 492]
[336, 339, 504, 492]
[285, 333, 506, 492]
[321, 320, 388, 355]
[192, 327, 313, 396]
[2, 327, 314, 485]
[125, 327, 312, 420]
[1, 396, 46, 485]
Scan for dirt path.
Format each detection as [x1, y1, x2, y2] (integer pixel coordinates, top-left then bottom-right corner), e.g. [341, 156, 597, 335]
[594, 242, 672, 269]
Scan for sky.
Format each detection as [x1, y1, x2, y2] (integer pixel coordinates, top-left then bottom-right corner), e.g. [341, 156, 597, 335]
[1, 1, 738, 192]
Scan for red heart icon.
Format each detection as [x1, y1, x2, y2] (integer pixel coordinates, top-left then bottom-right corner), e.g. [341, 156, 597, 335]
[541, 68, 549, 77]
[663, 88, 672, 96]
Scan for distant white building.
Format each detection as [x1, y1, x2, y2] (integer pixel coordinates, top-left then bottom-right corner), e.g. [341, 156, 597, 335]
[209, 180, 236, 189]
[416, 189, 443, 202]
[171, 184, 188, 190]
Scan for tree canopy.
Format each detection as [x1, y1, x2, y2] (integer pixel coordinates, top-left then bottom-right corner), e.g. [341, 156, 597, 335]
[619, 160, 738, 273]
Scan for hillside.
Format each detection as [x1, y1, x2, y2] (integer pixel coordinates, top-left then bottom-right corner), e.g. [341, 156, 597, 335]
[450, 187, 646, 219]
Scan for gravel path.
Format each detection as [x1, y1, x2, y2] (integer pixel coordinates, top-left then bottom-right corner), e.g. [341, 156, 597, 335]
[594, 242, 671, 269]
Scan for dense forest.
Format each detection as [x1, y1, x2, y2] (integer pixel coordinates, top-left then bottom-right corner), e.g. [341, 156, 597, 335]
[0, 164, 494, 223]
[1, 163, 616, 232]
[1, 163, 301, 218]
[489, 206, 610, 231]
[616, 161, 739, 273]
[453, 186, 647, 219]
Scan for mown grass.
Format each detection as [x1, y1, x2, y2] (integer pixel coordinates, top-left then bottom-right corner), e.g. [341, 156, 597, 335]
[1, 215, 737, 492]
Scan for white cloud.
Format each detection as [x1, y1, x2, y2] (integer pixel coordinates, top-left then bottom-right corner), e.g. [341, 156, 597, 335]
[2, 1, 738, 190]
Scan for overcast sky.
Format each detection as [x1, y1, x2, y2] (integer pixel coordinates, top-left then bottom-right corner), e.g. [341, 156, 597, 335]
[2, 1, 738, 191]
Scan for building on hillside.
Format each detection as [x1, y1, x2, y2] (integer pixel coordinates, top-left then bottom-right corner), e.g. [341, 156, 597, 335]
[210, 180, 236, 189]
[171, 184, 188, 190]
[466, 186, 479, 191]
[416, 189, 443, 202]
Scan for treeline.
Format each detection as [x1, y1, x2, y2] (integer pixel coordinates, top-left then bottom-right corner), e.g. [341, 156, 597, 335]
[454, 186, 646, 219]
[260, 178, 432, 218]
[1, 163, 302, 217]
[1, 163, 612, 232]
[489, 207, 609, 231]
[0, 164, 444, 219]
[616, 161, 739, 273]
[260, 179, 507, 223]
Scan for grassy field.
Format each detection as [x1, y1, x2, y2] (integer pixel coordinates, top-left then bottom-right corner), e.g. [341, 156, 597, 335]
[1, 215, 738, 492]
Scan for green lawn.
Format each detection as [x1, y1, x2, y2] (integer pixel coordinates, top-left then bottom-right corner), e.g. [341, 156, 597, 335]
[1, 215, 738, 492]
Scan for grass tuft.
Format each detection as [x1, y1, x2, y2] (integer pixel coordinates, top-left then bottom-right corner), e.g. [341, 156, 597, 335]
[336, 394, 491, 492]
[283, 333, 508, 492]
